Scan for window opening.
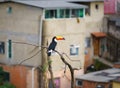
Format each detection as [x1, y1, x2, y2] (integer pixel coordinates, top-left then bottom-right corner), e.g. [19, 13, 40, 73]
[95, 4, 99, 10]
[49, 78, 60, 88]
[96, 84, 104, 88]
[45, 8, 84, 19]
[71, 9, 84, 18]
[0, 67, 10, 82]
[0, 42, 5, 54]
[70, 45, 79, 56]
[85, 37, 91, 48]
[7, 7, 12, 14]
[8, 40, 12, 58]
[76, 79, 83, 87]
[45, 10, 57, 18]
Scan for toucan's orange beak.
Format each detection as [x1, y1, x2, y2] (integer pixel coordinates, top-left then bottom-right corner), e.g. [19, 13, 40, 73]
[56, 36, 65, 40]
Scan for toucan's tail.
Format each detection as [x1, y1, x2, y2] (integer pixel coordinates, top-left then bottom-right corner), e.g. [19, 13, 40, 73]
[47, 50, 52, 56]
[47, 52, 51, 56]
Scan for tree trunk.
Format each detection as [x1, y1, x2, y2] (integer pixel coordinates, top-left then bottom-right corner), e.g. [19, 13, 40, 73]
[48, 57, 55, 88]
[54, 50, 74, 88]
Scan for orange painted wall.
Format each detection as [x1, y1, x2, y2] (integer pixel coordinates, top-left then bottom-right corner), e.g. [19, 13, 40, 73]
[0, 64, 27, 88]
[84, 48, 93, 72]
[83, 81, 111, 88]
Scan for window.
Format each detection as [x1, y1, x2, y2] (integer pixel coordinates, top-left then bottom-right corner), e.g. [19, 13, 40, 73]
[117, 1, 120, 13]
[76, 79, 83, 87]
[3, 72, 10, 82]
[8, 40, 12, 58]
[70, 45, 79, 56]
[96, 84, 104, 88]
[95, 4, 99, 10]
[79, 9, 84, 17]
[71, 9, 84, 17]
[85, 37, 91, 48]
[65, 9, 70, 18]
[7, 7, 12, 14]
[0, 67, 10, 82]
[59, 9, 65, 18]
[49, 78, 60, 88]
[45, 8, 84, 19]
[45, 10, 57, 18]
[86, 8, 90, 15]
[0, 42, 5, 54]
[58, 9, 70, 18]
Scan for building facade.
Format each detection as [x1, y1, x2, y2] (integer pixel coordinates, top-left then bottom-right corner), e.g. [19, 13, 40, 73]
[104, 0, 120, 62]
[75, 68, 120, 88]
[0, 0, 104, 88]
[104, 0, 120, 14]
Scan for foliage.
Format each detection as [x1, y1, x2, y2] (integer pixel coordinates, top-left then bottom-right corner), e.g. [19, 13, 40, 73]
[39, 59, 52, 73]
[86, 59, 111, 73]
[0, 82, 15, 88]
[94, 59, 111, 71]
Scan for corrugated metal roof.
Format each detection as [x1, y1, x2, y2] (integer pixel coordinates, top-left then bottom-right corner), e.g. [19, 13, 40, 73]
[0, 0, 88, 9]
[76, 68, 120, 82]
[40, 0, 104, 2]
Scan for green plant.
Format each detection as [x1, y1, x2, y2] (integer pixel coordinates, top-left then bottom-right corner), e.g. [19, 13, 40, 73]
[0, 82, 15, 88]
[94, 59, 111, 71]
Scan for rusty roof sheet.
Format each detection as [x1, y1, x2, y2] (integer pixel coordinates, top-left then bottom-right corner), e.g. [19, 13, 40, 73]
[91, 32, 106, 38]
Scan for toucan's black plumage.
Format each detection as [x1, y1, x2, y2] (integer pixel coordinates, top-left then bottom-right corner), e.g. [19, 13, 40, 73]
[47, 36, 57, 56]
[47, 36, 65, 56]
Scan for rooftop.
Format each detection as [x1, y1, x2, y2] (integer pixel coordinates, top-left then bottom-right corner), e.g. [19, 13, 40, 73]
[76, 68, 120, 82]
[0, 0, 104, 1]
[91, 32, 106, 38]
[0, 0, 88, 9]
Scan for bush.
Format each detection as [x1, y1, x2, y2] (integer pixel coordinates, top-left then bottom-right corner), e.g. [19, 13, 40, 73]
[94, 59, 111, 71]
[0, 82, 15, 88]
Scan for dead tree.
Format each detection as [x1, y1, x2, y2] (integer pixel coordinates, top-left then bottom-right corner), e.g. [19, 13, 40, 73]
[54, 50, 75, 88]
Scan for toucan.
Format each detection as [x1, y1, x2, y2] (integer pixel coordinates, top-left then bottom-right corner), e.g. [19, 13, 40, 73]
[47, 36, 65, 56]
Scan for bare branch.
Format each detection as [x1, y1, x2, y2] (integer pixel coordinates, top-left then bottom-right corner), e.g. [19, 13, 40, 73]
[12, 41, 48, 49]
[12, 41, 38, 46]
[62, 52, 81, 62]
[10, 41, 48, 65]
[54, 50, 74, 88]
[19, 49, 42, 65]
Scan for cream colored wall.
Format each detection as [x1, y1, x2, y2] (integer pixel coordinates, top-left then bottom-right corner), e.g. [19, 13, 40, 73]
[0, 2, 43, 66]
[85, 2, 104, 58]
[43, 18, 86, 71]
[85, 2, 104, 37]
[113, 82, 120, 88]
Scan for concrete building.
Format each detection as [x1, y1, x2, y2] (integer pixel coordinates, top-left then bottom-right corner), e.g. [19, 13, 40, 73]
[75, 68, 120, 88]
[0, 0, 104, 88]
[103, 0, 120, 62]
